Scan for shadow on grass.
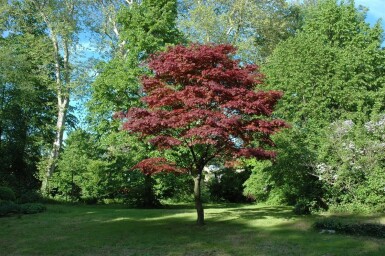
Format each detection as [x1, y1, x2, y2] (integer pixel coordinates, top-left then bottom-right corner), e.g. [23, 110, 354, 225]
[0, 204, 384, 256]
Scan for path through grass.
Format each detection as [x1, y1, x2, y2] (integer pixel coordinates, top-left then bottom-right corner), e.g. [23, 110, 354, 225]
[0, 204, 384, 255]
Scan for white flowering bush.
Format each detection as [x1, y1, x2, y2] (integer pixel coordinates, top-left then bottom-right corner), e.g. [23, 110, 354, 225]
[315, 115, 385, 208]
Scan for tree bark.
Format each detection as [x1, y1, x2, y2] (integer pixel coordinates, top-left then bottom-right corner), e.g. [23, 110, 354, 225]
[41, 99, 68, 193]
[36, 0, 76, 194]
[0, 85, 5, 147]
[41, 34, 69, 193]
[143, 174, 160, 208]
[194, 173, 204, 226]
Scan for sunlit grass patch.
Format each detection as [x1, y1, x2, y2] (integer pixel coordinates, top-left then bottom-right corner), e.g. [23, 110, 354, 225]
[0, 203, 384, 255]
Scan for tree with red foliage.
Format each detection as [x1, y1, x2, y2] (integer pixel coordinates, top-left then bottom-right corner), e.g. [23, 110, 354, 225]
[119, 44, 286, 225]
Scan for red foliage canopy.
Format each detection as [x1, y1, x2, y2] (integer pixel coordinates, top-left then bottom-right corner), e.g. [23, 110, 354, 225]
[120, 44, 287, 174]
[132, 158, 186, 175]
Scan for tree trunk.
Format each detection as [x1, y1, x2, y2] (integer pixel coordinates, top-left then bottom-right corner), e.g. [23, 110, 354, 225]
[41, 99, 68, 194]
[0, 85, 4, 148]
[34, 0, 76, 195]
[40, 30, 70, 194]
[194, 174, 204, 225]
[143, 174, 160, 208]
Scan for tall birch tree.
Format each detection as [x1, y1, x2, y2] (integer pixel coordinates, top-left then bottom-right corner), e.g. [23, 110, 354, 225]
[83, 0, 137, 58]
[24, 0, 81, 193]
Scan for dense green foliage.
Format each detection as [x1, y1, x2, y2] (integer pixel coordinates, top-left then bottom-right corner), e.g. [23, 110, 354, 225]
[0, 201, 46, 216]
[0, 201, 20, 216]
[0, 2, 56, 192]
[0, 186, 16, 201]
[88, 0, 183, 125]
[0, 186, 46, 216]
[316, 117, 385, 209]
[53, 0, 185, 207]
[245, 0, 385, 212]
[178, 0, 301, 63]
[208, 168, 251, 203]
[19, 203, 46, 214]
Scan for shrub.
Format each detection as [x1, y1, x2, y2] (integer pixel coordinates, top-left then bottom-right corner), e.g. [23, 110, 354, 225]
[207, 168, 251, 203]
[293, 199, 316, 215]
[17, 190, 42, 204]
[314, 218, 385, 238]
[20, 203, 47, 214]
[82, 197, 98, 205]
[0, 201, 20, 216]
[0, 186, 16, 202]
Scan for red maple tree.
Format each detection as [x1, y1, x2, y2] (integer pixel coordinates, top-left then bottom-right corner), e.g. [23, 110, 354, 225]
[120, 44, 286, 225]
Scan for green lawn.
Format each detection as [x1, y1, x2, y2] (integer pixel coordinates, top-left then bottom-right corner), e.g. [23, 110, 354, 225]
[0, 203, 384, 255]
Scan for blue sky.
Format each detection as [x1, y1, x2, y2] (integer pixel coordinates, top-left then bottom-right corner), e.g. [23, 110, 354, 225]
[286, 0, 385, 32]
[355, 0, 385, 30]
[355, 0, 385, 25]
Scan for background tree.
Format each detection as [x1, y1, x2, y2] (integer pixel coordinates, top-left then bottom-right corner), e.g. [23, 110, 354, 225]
[0, 2, 56, 193]
[18, 0, 84, 193]
[80, 0, 184, 206]
[253, 0, 385, 211]
[89, 0, 183, 126]
[51, 130, 108, 202]
[83, 0, 135, 58]
[208, 167, 251, 203]
[121, 44, 286, 225]
[177, 0, 301, 63]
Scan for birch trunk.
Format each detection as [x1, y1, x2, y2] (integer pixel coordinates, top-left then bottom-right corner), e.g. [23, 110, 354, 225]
[41, 98, 69, 193]
[39, 5, 72, 193]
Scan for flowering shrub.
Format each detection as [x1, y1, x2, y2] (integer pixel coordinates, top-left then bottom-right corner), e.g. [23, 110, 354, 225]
[314, 115, 385, 208]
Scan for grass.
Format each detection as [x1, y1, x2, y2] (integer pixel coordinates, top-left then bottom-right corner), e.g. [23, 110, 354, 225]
[0, 203, 384, 256]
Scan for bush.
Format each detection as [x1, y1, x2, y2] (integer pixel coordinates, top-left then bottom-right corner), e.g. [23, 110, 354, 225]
[82, 197, 98, 205]
[17, 190, 42, 204]
[0, 186, 16, 202]
[293, 199, 315, 215]
[154, 173, 193, 201]
[314, 218, 385, 238]
[20, 203, 47, 214]
[0, 201, 20, 216]
[0, 201, 46, 217]
[207, 168, 251, 203]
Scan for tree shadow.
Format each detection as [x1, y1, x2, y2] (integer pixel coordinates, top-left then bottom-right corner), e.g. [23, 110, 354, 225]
[1, 204, 384, 256]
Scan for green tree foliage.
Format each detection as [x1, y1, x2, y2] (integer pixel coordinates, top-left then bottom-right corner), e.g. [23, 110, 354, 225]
[251, 0, 385, 211]
[0, 2, 56, 192]
[82, 0, 131, 57]
[52, 130, 107, 201]
[89, 0, 183, 128]
[178, 0, 301, 63]
[153, 172, 193, 202]
[266, 0, 384, 125]
[53, 129, 163, 207]
[0, 186, 16, 201]
[208, 168, 251, 203]
[67, 0, 184, 206]
[242, 160, 272, 202]
[33, 0, 81, 193]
